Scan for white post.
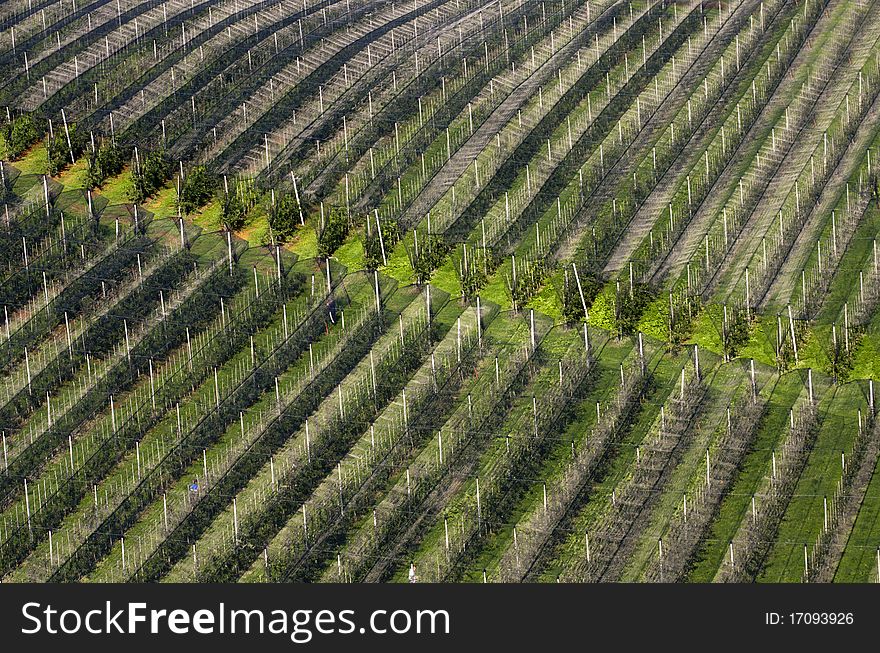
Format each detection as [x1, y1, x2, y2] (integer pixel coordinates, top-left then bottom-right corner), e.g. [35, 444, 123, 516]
[233, 498, 239, 544]
[476, 297, 482, 349]
[706, 449, 711, 487]
[24, 479, 31, 531]
[823, 496, 828, 533]
[374, 271, 381, 316]
[530, 309, 536, 350]
[572, 262, 588, 318]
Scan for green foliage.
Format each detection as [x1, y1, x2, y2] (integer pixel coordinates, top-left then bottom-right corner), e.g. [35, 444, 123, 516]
[772, 315, 809, 372]
[561, 268, 601, 323]
[638, 296, 673, 343]
[0, 261, 252, 575]
[268, 192, 303, 243]
[614, 281, 655, 337]
[86, 139, 125, 189]
[409, 232, 451, 284]
[179, 165, 217, 214]
[363, 215, 399, 270]
[48, 131, 68, 176]
[504, 256, 547, 312]
[131, 148, 171, 203]
[585, 285, 615, 331]
[2, 114, 41, 159]
[641, 289, 703, 351]
[721, 304, 751, 360]
[220, 179, 260, 232]
[0, 165, 9, 202]
[47, 122, 83, 176]
[458, 254, 488, 301]
[824, 324, 863, 383]
[220, 188, 247, 231]
[454, 245, 494, 301]
[317, 204, 350, 258]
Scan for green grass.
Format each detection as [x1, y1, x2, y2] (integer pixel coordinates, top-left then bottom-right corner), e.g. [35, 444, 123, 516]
[429, 257, 462, 298]
[461, 336, 631, 580]
[234, 204, 271, 246]
[143, 184, 179, 220]
[480, 266, 512, 310]
[190, 199, 224, 233]
[382, 240, 415, 285]
[851, 330, 880, 380]
[308, 309, 525, 582]
[334, 234, 365, 273]
[835, 451, 880, 582]
[88, 277, 378, 581]
[55, 158, 90, 190]
[99, 168, 136, 205]
[287, 226, 318, 259]
[538, 348, 689, 580]
[525, 271, 564, 322]
[621, 362, 747, 581]
[759, 382, 865, 582]
[14, 142, 49, 175]
[587, 284, 617, 332]
[687, 372, 810, 581]
[737, 315, 789, 369]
